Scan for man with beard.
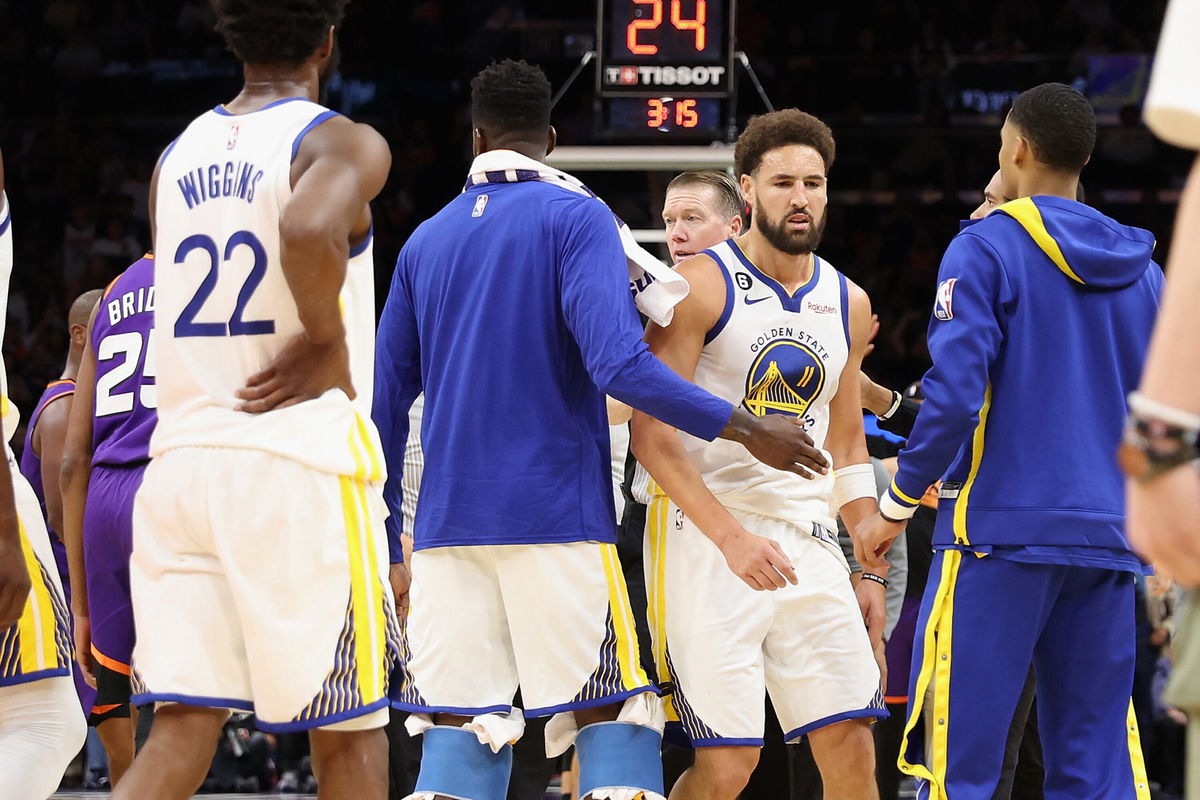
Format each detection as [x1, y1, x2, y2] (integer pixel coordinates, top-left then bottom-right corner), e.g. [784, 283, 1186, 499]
[631, 109, 886, 800]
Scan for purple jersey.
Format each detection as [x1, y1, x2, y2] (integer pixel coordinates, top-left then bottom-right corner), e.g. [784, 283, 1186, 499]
[92, 255, 157, 466]
[19, 379, 77, 572]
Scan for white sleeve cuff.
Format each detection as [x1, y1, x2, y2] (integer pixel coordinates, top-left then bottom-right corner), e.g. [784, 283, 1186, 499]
[879, 490, 918, 522]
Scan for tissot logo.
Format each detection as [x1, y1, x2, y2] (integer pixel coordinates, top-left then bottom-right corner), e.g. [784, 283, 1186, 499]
[604, 65, 727, 88]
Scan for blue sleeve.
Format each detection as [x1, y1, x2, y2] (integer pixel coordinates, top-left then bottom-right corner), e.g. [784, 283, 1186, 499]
[556, 199, 733, 440]
[881, 232, 1014, 520]
[372, 246, 423, 562]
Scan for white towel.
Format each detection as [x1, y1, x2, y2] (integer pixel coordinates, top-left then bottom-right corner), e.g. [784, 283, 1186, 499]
[465, 149, 689, 326]
[1144, 0, 1200, 149]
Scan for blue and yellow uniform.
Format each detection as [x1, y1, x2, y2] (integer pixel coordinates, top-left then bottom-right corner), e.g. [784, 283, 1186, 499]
[878, 196, 1162, 800]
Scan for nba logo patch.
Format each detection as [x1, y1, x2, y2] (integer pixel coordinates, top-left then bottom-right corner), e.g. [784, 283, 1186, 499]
[934, 278, 957, 321]
[226, 123, 240, 150]
[675, 508, 685, 530]
[472, 194, 488, 218]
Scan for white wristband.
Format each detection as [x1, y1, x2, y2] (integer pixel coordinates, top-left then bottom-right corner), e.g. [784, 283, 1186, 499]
[1128, 391, 1200, 430]
[833, 462, 877, 510]
[879, 390, 903, 420]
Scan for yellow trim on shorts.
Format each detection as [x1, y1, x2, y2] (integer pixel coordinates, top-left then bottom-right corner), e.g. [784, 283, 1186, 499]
[600, 543, 646, 691]
[897, 548, 963, 799]
[352, 413, 383, 483]
[339, 476, 385, 703]
[646, 494, 678, 721]
[1127, 700, 1151, 800]
[952, 384, 992, 547]
[17, 519, 57, 673]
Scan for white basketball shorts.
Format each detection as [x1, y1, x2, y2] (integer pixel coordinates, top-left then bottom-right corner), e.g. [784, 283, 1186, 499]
[393, 541, 653, 717]
[645, 496, 885, 745]
[129, 447, 401, 732]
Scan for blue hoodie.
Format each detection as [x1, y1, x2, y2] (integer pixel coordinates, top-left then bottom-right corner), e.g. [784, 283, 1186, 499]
[879, 196, 1162, 562]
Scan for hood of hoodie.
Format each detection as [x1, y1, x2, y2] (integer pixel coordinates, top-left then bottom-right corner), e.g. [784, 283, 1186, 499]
[986, 195, 1156, 289]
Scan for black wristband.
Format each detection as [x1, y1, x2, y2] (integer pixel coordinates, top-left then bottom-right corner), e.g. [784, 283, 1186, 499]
[861, 573, 889, 588]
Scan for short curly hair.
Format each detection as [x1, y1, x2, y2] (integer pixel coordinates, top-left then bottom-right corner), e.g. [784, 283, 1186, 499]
[212, 0, 347, 65]
[734, 109, 836, 178]
[470, 59, 553, 139]
[1009, 83, 1096, 174]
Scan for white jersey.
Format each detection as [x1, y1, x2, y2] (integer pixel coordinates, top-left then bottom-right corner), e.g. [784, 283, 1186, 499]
[152, 98, 381, 479]
[676, 239, 851, 531]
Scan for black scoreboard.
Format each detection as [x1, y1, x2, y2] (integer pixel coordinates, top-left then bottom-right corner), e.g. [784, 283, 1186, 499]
[596, 0, 736, 138]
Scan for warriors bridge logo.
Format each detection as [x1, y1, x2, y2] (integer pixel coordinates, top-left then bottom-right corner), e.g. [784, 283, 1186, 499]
[743, 338, 825, 418]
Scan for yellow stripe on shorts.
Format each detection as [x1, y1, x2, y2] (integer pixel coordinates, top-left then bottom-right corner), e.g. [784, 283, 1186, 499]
[646, 494, 678, 721]
[600, 543, 646, 690]
[17, 519, 57, 674]
[1127, 700, 1151, 800]
[339, 476, 384, 704]
[897, 548, 964, 800]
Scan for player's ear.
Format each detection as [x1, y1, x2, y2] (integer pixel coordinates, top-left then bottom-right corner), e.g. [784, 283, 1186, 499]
[472, 128, 486, 158]
[739, 173, 755, 209]
[545, 126, 557, 158]
[1013, 134, 1030, 168]
[729, 214, 743, 236]
[318, 25, 335, 59]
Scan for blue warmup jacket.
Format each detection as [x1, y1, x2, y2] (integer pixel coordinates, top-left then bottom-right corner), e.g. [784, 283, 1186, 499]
[373, 179, 734, 560]
[880, 196, 1162, 555]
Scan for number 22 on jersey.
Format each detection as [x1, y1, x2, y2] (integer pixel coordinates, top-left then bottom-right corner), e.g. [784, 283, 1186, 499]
[174, 229, 275, 338]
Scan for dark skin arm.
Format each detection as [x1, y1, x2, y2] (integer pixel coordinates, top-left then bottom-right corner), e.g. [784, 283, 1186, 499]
[60, 304, 99, 686]
[235, 116, 391, 411]
[34, 394, 74, 540]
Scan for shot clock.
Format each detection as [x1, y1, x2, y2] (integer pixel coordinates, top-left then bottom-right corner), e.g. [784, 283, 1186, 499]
[596, 0, 736, 138]
[597, 0, 734, 96]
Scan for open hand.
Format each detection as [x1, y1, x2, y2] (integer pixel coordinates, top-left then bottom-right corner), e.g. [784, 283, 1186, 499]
[853, 513, 905, 573]
[235, 332, 354, 414]
[1127, 466, 1200, 587]
[743, 415, 829, 479]
[720, 528, 798, 591]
